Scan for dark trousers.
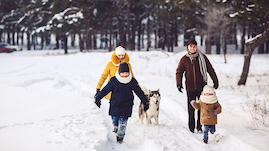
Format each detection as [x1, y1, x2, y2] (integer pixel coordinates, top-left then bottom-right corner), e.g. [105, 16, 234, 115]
[187, 91, 202, 132]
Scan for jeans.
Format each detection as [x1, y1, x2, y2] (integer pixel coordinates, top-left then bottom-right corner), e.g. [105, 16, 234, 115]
[204, 125, 215, 138]
[111, 116, 128, 138]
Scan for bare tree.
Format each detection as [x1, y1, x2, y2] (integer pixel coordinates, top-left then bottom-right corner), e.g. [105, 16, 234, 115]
[238, 27, 269, 85]
[198, 2, 232, 55]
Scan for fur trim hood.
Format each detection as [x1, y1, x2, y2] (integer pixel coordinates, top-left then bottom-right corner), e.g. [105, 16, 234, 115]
[111, 51, 130, 66]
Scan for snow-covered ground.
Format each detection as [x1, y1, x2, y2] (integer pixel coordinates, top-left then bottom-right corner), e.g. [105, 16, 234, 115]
[0, 48, 268, 151]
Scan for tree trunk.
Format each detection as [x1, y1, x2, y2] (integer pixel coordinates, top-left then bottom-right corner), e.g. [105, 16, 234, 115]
[130, 16, 136, 50]
[93, 34, 97, 49]
[21, 31, 24, 45]
[265, 40, 269, 53]
[78, 33, 83, 52]
[205, 27, 211, 54]
[12, 24, 15, 45]
[86, 31, 92, 50]
[109, 15, 112, 52]
[147, 16, 151, 51]
[27, 31, 31, 50]
[7, 25, 11, 44]
[241, 25, 246, 54]
[32, 34, 36, 50]
[164, 16, 169, 52]
[216, 31, 221, 54]
[137, 20, 141, 51]
[63, 34, 68, 54]
[41, 35, 44, 50]
[223, 28, 227, 63]
[126, 0, 131, 50]
[174, 17, 178, 47]
[16, 25, 19, 45]
[238, 27, 269, 85]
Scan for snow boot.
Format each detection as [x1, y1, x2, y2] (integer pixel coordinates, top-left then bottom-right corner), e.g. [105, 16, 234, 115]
[203, 137, 208, 144]
[117, 136, 123, 144]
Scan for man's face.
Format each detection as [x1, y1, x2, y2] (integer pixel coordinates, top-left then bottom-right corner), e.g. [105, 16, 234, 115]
[188, 44, 197, 54]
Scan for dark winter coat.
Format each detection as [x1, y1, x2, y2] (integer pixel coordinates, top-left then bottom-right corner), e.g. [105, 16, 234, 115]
[95, 75, 148, 118]
[176, 54, 218, 92]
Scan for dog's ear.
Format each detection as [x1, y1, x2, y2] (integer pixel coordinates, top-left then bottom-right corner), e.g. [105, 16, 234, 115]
[157, 89, 159, 93]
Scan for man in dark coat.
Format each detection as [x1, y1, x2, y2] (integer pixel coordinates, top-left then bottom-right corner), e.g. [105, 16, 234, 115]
[176, 39, 218, 133]
[95, 62, 149, 143]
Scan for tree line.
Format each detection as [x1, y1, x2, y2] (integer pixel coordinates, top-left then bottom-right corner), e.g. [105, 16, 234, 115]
[0, 0, 269, 55]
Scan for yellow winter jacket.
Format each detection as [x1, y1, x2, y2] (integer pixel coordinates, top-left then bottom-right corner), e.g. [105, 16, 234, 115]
[96, 51, 134, 99]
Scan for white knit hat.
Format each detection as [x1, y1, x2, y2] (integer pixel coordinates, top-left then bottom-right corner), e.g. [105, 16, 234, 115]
[115, 46, 126, 56]
[202, 85, 215, 95]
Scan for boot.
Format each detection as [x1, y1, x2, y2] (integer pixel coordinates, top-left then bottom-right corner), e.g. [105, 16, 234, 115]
[117, 136, 123, 144]
[203, 137, 208, 144]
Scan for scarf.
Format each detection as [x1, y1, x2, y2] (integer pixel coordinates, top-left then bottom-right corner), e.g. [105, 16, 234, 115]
[200, 95, 218, 104]
[115, 70, 132, 84]
[186, 50, 207, 82]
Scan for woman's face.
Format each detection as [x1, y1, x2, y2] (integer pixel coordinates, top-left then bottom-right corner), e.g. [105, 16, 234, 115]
[188, 44, 197, 54]
[117, 54, 125, 61]
[120, 72, 129, 78]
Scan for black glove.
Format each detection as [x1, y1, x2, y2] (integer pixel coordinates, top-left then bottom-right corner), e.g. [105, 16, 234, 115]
[177, 85, 183, 93]
[95, 100, 101, 108]
[94, 89, 100, 98]
[213, 83, 219, 89]
[144, 102, 149, 111]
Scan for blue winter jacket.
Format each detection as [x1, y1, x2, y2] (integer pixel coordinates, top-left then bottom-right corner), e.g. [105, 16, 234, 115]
[95, 76, 148, 118]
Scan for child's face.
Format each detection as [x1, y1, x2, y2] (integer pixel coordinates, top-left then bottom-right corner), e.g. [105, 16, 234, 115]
[120, 72, 129, 78]
[204, 93, 213, 96]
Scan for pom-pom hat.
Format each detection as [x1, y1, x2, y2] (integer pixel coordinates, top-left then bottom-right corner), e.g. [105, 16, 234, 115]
[115, 46, 126, 56]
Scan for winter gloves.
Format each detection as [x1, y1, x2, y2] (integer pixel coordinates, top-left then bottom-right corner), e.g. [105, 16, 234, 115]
[95, 100, 101, 108]
[94, 89, 100, 97]
[213, 83, 219, 89]
[94, 89, 101, 108]
[214, 110, 218, 115]
[177, 85, 183, 93]
[144, 102, 149, 111]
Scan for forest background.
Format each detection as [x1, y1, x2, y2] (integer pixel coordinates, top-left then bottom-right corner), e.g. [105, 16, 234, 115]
[1, 0, 269, 84]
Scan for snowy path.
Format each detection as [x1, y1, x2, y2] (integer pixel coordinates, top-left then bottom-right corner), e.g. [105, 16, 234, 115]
[0, 50, 268, 151]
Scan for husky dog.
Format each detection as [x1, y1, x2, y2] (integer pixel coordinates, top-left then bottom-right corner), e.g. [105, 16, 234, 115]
[139, 86, 161, 126]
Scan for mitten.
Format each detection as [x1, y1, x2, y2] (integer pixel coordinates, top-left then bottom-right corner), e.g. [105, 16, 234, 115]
[214, 110, 218, 115]
[95, 100, 101, 108]
[144, 102, 149, 111]
[190, 100, 196, 105]
[177, 85, 184, 93]
[94, 89, 100, 98]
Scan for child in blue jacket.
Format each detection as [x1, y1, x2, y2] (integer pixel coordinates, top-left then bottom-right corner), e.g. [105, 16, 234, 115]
[95, 62, 149, 143]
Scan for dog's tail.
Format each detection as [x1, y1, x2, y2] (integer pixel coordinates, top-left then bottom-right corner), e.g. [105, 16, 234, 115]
[140, 85, 148, 95]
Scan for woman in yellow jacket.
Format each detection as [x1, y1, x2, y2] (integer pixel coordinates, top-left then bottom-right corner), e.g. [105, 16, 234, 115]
[95, 46, 134, 99]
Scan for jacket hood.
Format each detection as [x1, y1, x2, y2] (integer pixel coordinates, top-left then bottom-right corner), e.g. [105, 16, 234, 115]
[111, 51, 130, 66]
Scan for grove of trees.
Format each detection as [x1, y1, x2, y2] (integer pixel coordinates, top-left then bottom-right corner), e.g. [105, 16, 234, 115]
[1, 0, 269, 84]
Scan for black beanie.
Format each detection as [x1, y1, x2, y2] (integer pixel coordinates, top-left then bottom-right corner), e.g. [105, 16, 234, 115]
[187, 39, 197, 46]
[118, 62, 129, 73]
